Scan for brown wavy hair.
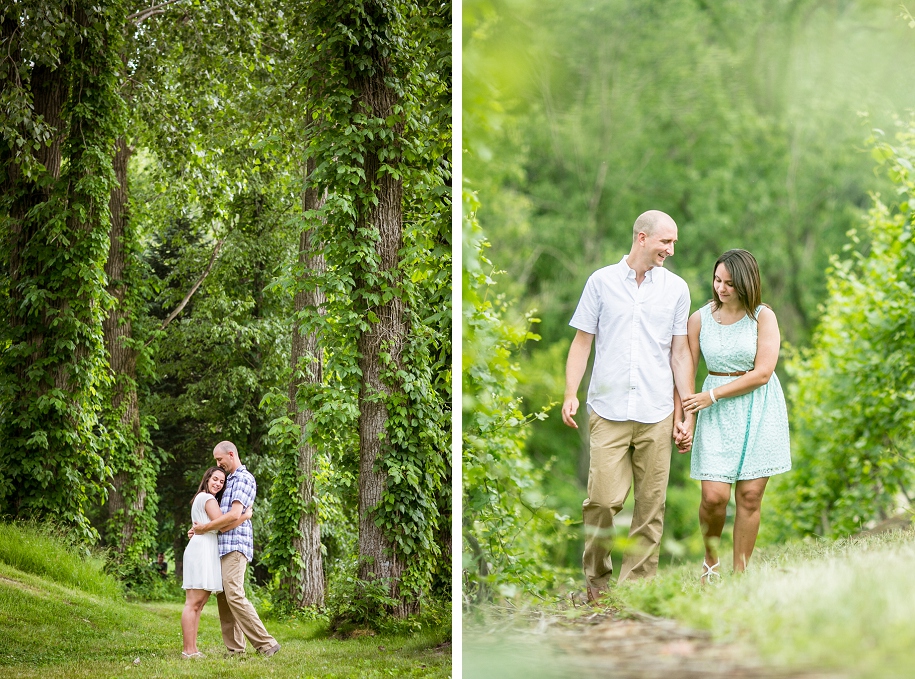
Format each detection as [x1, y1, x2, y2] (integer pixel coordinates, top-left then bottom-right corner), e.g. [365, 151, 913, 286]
[711, 249, 765, 321]
[193, 466, 226, 505]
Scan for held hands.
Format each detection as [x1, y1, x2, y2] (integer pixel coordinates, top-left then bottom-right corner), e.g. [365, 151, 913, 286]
[674, 419, 693, 454]
[562, 396, 580, 429]
[682, 391, 714, 415]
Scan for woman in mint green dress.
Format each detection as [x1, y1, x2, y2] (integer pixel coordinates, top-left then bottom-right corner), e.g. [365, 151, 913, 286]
[682, 249, 790, 582]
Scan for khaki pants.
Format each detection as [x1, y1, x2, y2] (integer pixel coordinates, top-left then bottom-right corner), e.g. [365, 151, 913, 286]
[216, 551, 277, 653]
[582, 411, 673, 590]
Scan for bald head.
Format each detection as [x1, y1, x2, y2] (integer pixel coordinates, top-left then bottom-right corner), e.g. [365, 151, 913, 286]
[632, 210, 676, 242]
[213, 440, 240, 473]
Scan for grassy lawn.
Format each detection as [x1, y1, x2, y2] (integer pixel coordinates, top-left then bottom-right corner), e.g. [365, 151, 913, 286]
[0, 530, 450, 679]
[607, 529, 915, 678]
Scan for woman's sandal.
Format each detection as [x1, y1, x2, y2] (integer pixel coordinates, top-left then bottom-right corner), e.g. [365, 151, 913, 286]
[181, 651, 206, 659]
[700, 560, 721, 583]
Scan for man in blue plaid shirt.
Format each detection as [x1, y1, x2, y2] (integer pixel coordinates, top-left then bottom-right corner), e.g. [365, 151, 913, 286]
[191, 441, 279, 657]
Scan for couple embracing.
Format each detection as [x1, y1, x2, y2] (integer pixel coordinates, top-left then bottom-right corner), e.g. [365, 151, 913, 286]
[562, 210, 791, 600]
[179, 440, 280, 658]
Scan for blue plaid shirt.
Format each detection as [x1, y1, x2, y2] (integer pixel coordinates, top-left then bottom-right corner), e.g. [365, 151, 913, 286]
[217, 464, 256, 561]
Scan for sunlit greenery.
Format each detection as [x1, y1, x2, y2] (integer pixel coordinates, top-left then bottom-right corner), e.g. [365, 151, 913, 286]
[610, 531, 915, 678]
[462, 0, 915, 593]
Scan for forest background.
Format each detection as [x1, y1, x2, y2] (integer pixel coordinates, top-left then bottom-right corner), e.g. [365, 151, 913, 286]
[463, 0, 915, 599]
[0, 0, 451, 630]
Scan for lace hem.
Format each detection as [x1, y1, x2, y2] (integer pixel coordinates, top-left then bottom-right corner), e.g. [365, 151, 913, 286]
[691, 464, 791, 483]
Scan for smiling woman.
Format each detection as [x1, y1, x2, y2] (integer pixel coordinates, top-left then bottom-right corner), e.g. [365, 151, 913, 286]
[180, 467, 228, 658]
[682, 250, 791, 582]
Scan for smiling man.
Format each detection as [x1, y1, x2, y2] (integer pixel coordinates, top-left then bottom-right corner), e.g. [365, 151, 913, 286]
[192, 441, 279, 657]
[562, 210, 694, 602]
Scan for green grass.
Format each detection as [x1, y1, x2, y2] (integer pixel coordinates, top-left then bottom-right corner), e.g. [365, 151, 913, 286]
[609, 529, 915, 678]
[0, 522, 121, 599]
[0, 524, 450, 678]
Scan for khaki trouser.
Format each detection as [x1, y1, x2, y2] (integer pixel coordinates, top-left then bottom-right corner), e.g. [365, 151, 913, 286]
[582, 411, 673, 591]
[216, 551, 277, 652]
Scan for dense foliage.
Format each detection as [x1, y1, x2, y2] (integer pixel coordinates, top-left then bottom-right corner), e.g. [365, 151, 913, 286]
[772, 122, 915, 538]
[0, 0, 450, 624]
[0, 0, 127, 541]
[462, 188, 569, 600]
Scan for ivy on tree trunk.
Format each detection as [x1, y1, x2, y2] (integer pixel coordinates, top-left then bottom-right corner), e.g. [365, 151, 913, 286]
[296, 0, 451, 618]
[0, 1, 128, 539]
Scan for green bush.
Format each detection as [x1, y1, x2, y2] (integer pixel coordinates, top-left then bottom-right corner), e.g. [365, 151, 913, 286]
[326, 562, 401, 634]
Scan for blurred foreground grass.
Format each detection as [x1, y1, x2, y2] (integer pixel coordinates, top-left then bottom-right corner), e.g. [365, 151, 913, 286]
[610, 529, 915, 678]
[465, 529, 915, 678]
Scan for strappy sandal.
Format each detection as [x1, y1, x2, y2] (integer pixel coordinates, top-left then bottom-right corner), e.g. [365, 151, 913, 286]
[700, 560, 721, 583]
[181, 651, 206, 659]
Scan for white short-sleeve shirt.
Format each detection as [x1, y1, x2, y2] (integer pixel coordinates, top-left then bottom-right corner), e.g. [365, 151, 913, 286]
[570, 256, 691, 424]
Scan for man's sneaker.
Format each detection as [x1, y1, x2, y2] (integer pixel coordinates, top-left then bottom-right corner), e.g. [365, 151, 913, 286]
[586, 585, 607, 605]
[261, 643, 281, 658]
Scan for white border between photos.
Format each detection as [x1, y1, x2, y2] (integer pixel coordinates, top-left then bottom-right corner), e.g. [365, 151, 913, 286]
[451, 1, 463, 677]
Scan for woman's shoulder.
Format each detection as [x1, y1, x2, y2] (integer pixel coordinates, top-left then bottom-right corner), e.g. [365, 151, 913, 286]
[690, 302, 712, 321]
[756, 304, 776, 321]
[195, 492, 216, 503]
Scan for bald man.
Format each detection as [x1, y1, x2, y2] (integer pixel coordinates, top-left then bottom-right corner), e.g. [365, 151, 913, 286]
[562, 210, 694, 601]
[192, 441, 279, 657]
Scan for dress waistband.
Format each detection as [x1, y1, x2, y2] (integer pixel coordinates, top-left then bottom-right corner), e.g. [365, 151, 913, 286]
[708, 370, 749, 377]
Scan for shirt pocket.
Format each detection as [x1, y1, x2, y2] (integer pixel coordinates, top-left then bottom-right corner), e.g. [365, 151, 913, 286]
[650, 302, 676, 340]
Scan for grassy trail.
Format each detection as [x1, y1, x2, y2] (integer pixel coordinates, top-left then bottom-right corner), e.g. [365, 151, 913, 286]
[1, 562, 450, 679]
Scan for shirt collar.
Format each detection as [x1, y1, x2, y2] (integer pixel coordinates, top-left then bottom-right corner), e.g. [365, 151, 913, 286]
[227, 464, 246, 480]
[620, 255, 654, 282]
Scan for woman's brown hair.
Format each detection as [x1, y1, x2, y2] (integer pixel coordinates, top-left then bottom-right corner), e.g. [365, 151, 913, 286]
[711, 249, 764, 321]
[193, 466, 226, 505]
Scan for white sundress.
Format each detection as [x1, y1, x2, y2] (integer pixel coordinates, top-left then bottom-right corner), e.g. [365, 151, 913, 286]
[182, 492, 223, 592]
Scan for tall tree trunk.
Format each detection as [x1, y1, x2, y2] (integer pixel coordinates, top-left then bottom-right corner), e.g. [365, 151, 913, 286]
[0, 1, 124, 533]
[0, 15, 66, 516]
[283, 156, 327, 607]
[6, 59, 65, 381]
[103, 135, 147, 557]
[355, 67, 413, 616]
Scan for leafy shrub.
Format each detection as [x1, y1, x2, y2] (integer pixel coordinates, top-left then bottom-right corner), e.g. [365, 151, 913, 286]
[772, 119, 915, 539]
[462, 188, 573, 603]
[326, 563, 401, 634]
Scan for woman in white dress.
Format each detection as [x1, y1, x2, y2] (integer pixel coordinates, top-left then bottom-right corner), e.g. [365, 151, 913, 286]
[180, 466, 251, 658]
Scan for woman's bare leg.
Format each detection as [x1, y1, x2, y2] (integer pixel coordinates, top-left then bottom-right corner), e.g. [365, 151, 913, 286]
[181, 589, 211, 654]
[733, 477, 769, 572]
[699, 481, 731, 579]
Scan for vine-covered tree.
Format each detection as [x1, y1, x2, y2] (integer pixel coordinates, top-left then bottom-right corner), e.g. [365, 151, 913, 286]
[0, 0, 127, 539]
[295, 0, 451, 617]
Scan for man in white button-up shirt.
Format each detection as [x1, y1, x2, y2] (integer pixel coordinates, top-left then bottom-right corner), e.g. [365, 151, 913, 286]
[563, 210, 694, 601]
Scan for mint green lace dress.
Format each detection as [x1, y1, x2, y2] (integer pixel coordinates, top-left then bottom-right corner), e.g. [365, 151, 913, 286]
[690, 304, 791, 482]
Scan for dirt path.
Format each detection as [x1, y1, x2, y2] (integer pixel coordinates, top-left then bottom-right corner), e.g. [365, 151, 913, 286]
[465, 606, 844, 679]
